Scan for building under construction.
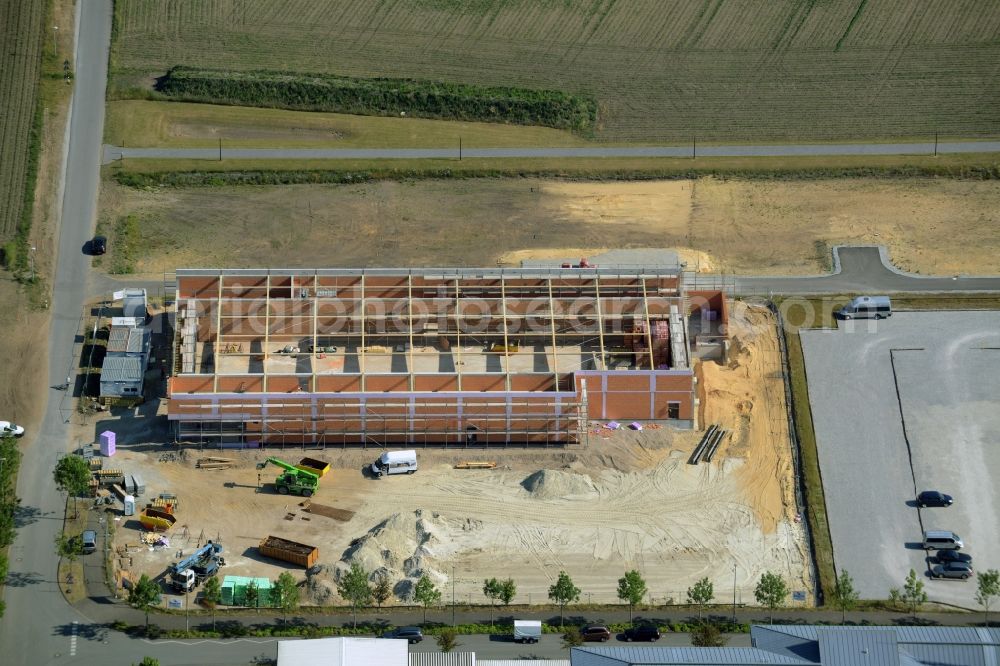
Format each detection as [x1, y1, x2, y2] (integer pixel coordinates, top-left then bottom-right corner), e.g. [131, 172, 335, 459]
[168, 268, 726, 447]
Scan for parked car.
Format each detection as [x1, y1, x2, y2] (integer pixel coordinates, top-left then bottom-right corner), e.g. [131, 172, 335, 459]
[90, 235, 107, 255]
[582, 625, 612, 642]
[917, 491, 953, 507]
[623, 624, 661, 642]
[931, 562, 974, 580]
[0, 421, 24, 437]
[81, 530, 97, 555]
[382, 626, 423, 644]
[936, 550, 973, 565]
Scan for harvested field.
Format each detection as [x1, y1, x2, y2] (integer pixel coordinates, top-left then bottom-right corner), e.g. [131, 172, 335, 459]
[0, 0, 46, 238]
[99, 177, 1000, 276]
[109, 0, 1000, 142]
[103, 305, 810, 607]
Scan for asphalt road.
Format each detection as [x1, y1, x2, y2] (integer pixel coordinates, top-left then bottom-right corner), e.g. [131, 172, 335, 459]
[800, 312, 1000, 608]
[0, 1, 112, 664]
[101, 140, 1000, 163]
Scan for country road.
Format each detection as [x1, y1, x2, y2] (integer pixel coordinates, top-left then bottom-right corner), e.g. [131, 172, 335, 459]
[0, 1, 112, 664]
[102, 140, 1000, 163]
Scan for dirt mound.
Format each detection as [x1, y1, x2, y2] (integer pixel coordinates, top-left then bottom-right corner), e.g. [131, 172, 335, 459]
[521, 469, 598, 500]
[304, 564, 337, 605]
[338, 509, 447, 601]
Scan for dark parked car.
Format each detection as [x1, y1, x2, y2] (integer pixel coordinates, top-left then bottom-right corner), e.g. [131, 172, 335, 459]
[90, 235, 107, 255]
[932, 562, 973, 580]
[382, 626, 423, 644]
[936, 550, 973, 565]
[623, 624, 661, 642]
[582, 625, 612, 642]
[917, 491, 953, 507]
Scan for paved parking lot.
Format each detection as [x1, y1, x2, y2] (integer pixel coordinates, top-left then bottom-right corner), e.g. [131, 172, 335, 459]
[800, 311, 1000, 607]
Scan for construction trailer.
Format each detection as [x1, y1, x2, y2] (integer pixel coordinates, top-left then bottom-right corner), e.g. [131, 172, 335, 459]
[167, 268, 727, 447]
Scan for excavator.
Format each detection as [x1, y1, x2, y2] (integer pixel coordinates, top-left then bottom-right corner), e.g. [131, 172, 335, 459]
[256, 457, 320, 497]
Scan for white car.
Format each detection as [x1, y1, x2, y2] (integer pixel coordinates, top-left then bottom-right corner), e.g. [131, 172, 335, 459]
[0, 421, 25, 437]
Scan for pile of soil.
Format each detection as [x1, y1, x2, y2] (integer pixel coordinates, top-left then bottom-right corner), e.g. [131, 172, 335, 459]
[521, 469, 598, 500]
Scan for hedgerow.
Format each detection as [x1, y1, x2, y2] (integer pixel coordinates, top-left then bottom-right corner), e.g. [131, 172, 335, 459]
[155, 66, 598, 133]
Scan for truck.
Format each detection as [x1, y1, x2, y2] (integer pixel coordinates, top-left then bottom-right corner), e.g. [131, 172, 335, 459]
[513, 620, 542, 644]
[256, 457, 320, 497]
[168, 542, 224, 593]
[258, 535, 319, 568]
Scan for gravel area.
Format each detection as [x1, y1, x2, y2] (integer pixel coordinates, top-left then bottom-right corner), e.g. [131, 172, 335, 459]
[800, 311, 1000, 608]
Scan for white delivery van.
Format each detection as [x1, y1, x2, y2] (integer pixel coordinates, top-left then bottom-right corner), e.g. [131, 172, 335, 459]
[370, 450, 418, 477]
[838, 295, 892, 320]
[513, 620, 542, 644]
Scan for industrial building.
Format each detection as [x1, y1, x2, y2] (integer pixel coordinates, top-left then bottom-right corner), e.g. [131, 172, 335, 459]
[168, 268, 726, 447]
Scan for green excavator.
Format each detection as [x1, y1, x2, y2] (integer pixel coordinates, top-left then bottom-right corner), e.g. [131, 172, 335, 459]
[256, 457, 320, 497]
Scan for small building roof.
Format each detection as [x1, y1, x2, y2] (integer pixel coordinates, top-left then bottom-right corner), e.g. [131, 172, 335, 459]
[100, 356, 144, 384]
[107, 326, 149, 354]
[277, 637, 407, 666]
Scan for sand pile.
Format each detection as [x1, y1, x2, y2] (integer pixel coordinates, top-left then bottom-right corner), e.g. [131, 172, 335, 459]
[337, 509, 447, 601]
[521, 469, 598, 500]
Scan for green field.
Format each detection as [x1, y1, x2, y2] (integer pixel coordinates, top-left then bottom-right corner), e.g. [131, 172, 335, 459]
[0, 0, 46, 240]
[110, 0, 1000, 143]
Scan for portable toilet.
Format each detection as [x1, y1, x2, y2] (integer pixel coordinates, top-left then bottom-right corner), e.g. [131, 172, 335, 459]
[99, 431, 116, 457]
[123, 495, 136, 516]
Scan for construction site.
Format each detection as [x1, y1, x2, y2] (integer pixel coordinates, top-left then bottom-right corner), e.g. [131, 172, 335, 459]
[90, 270, 810, 608]
[167, 267, 727, 447]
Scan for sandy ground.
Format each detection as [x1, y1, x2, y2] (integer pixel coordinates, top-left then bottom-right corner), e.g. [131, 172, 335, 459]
[98, 177, 1000, 277]
[105, 305, 811, 608]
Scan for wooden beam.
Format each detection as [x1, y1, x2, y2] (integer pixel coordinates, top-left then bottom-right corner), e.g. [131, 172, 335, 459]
[594, 275, 606, 370]
[263, 273, 271, 391]
[500, 276, 511, 392]
[548, 277, 558, 382]
[212, 273, 223, 393]
[640, 277, 655, 371]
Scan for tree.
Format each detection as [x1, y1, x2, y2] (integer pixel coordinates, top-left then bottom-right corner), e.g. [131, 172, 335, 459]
[53, 455, 91, 519]
[754, 571, 788, 624]
[128, 574, 160, 631]
[831, 569, 859, 624]
[337, 563, 372, 629]
[901, 569, 927, 616]
[372, 571, 392, 610]
[498, 578, 516, 607]
[562, 626, 584, 648]
[687, 577, 714, 621]
[273, 572, 300, 625]
[976, 569, 1000, 626]
[691, 622, 727, 647]
[133, 658, 160, 666]
[483, 578, 503, 627]
[244, 579, 259, 610]
[436, 628, 459, 653]
[202, 576, 222, 631]
[888, 587, 902, 611]
[54, 532, 83, 581]
[413, 575, 442, 625]
[548, 571, 581, 629]
[617, 570, 647, 623]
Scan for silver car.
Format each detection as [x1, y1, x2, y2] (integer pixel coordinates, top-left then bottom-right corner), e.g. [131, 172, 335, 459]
[931, 562, 973, 580]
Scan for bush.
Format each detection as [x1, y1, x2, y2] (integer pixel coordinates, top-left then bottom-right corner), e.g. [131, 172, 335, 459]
[156, 66, 598, 132]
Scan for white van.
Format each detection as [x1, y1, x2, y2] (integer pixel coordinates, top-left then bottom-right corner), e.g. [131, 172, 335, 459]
[838, 295, 892, 320]
[371, 450, 418, 477]
[922, 530, 963, 550]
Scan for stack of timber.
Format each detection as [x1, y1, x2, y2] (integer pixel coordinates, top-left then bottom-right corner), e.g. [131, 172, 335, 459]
[197, 457, 234, 470]
[454, 461, 497, 469]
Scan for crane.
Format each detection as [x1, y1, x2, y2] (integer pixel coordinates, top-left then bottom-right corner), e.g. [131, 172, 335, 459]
[168, 541, 224, 593]
[256, 457, 320, 497]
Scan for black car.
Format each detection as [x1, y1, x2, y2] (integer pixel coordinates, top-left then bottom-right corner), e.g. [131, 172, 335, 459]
[936, 550, 973, 565]
[90, 235, 107, 255]
[581, 625, 612, 642]
[382, 626, 423, 644]
[623, 624, 660, 642]
[916, 491, 953, 508]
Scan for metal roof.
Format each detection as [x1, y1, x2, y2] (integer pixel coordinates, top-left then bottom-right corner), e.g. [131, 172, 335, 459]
[817, 629, 898, 666]
[480, 661, 570, 666]
[752, 626, 1000, 646]
[100, 356, 144, 383]
[409, 653, 476, 666]
[277, 637, 407, 666]
[750, 626, 820, 662]
[571, 647, 810, 665]
[107, 326, 148, 354]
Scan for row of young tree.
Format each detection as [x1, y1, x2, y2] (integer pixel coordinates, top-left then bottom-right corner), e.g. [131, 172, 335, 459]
[0, 435, 22, 618]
